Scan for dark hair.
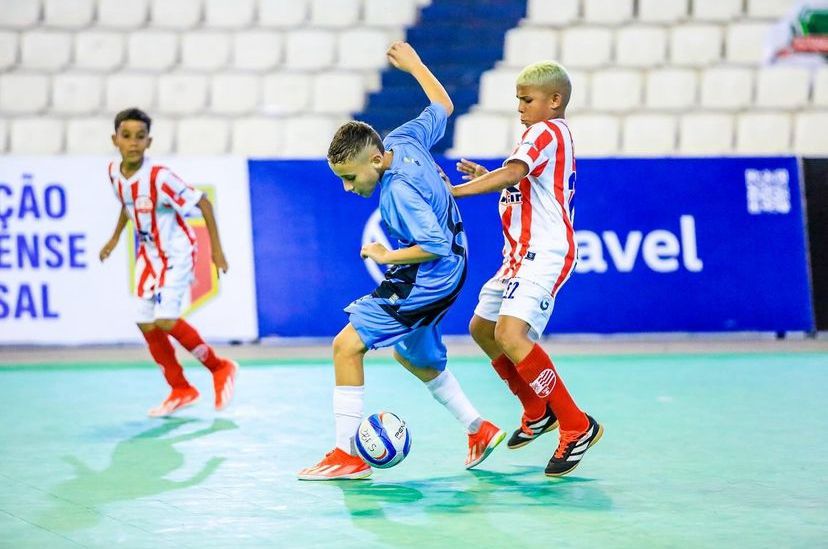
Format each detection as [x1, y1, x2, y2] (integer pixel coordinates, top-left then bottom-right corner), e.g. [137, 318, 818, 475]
[327, 121, 384, 164]
[114, 107, 152, 132]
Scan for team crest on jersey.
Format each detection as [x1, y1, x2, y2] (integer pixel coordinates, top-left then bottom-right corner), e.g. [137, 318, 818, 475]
[134, 195, 153, 214]
[128, 185, 219, 314]
[501, 185, 522, 205]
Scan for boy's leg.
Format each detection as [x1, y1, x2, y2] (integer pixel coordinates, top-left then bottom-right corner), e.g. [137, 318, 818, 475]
[298, 323, 372, 481]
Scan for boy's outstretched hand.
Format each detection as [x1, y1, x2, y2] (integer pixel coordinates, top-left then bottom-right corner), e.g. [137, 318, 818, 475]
[456, 158, 489, 181]
[386, 41, 423, 73]
[212, 248, 229, 277]
[99, 238, 118, 262]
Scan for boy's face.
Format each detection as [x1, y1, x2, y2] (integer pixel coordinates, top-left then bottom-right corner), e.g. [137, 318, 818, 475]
[328, 147, 384, 198]
[112, 119, 152, 164]
[516, 84, 562, 127]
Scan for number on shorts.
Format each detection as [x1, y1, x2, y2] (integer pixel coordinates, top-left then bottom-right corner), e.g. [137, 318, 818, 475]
[504, 280, 520, 299]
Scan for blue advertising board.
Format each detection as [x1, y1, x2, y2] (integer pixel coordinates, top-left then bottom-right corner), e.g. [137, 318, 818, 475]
[249, 157, 814, 337]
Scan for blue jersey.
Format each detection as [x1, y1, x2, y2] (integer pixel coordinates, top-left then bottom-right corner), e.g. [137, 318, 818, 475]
[374, 102, 467, 326]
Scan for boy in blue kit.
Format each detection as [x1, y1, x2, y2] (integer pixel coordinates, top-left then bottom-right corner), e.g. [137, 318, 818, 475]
[298, 42, 505, 481]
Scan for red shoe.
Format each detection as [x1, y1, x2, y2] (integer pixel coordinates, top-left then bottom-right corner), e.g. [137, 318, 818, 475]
[213, 359, 238, 410]
[298, 448, 373, 481]
[466, 420, 506, 469]
[148, 386, 200, 417]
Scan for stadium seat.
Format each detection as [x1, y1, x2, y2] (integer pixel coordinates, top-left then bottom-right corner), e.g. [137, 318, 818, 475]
[204, 0, 255, 28]
[21, 31, 71, 70]
[262, 72, 312, 114]
[0, 0, 42, 28]
[726, 22, 772, 64]
[0, 32, 17, 70]
[75, 32, 125, 71]
[257, 0, 308, 27]
[615, 26, 667, 67]
[43, 0, 93, 29]
[126, 31, 178, 71]
[735, 112, 791, 154]
[670, 25, 723, 67]
[638, 0, 688, 23]
[793, 111, 828, 156]
[97, 0, 148, 28]
[622, 114, 677, 156]
[691, 0, 743, 21]
[66, 117, 112, 153]
[561, 27, 613, 68]
[590, 69, 643, 112]
[281, 115, 341, 158]
[526, 0, 579, 25]
[157, 74, 208, 114]
[181, 32, 231, 71]
[502, 27, 558, 69]
[10, 118, 63, 153]
[149, 117, 175, 153]
[310, 0, 360, 28]
[284, 29, 336, 69]
[700, 67, 754, 110]
[678, 113, 734, 155]
[149, 0, 203, 29]
[813, 67, 828, 107]
[450, 113, 511, 157]
[52, 74, 103, 114]
[232, 31, 283, 71]
[567, 70, 589, 111]
[211, 74, 260, 114]
[583, 0, 633, 25]
[232, 117, 284, 156]
[755, 66, 811, 109]
[337, 28, 393, 69]
[567, 114, 620, 156]
[0, 73, 49, 113]
[478, 69, 522, 112]
[177, 117, 230, 154]
[645, 69, 697, 111]
[312, 72, 366, 114]
[106, 73, 156, 112]
[746, 0, 793, 19]
[363, 0, 418, 27]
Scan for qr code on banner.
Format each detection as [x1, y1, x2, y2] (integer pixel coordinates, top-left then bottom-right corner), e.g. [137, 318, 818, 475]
[744, 169, 791, 215]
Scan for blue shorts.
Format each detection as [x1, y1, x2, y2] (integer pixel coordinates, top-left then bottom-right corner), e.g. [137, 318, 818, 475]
[345, 296, 448, 371]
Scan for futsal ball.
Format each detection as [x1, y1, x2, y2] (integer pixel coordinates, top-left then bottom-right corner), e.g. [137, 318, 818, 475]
[355, 412, 411, 469]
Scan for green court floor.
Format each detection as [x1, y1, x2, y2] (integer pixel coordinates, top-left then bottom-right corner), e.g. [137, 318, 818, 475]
[1, 353, 826, 548]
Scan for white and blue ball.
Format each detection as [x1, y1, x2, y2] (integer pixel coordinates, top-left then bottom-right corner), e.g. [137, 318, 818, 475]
[355, 412, 411, 469]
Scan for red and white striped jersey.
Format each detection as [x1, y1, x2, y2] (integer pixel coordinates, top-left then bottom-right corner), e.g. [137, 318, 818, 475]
[496, 118, 577, 295]
[108, 159, 203, 297]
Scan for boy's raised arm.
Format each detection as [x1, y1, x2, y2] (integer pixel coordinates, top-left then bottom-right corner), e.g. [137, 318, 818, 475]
[386, 41, 454, 116]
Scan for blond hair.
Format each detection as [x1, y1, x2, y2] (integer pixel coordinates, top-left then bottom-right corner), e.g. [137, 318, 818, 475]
[516, 61, 572, 107]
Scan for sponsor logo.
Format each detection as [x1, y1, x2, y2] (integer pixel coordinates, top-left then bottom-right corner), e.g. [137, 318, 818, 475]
[540, 298, 550, 311]
[530, 368, 557, 398]
[134, 195, 153, 214]
[745, 168, 791, 214]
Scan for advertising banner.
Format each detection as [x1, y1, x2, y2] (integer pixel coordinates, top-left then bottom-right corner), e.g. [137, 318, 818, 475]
[0, 156, 257, 344]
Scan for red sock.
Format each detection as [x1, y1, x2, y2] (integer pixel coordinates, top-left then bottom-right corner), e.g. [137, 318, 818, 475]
[491, 354, 546, 420]
[142, 328, 191, 389]
[168, 319, 223, 372]
[515, 344, 588, 432]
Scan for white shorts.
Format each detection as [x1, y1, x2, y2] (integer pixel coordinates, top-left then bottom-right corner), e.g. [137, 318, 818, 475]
[473, 276, 555, 340]
[136, 283, 191, 323]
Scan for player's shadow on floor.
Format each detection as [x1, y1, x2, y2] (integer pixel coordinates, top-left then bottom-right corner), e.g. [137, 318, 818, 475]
[38, 417, 237, 532]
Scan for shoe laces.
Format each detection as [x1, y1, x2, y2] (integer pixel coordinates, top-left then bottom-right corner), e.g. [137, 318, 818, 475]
[553, 430, 581, 459]
[519, 415, 535, 436]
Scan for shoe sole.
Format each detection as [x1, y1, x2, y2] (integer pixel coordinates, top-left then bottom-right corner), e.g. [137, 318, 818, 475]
[215, 360, 239, 411]
[297, 469, 372, 481]
[147, 395, 200, 418]
[507, 420, 560, 450]
[465, 429, 507, 470]
[544, 423, 604, 478]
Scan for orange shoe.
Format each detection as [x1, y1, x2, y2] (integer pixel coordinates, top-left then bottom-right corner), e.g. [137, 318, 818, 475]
[297, 448, 373, 481]
[213, 359, 238, 410]
[148, 386, 200, 417]
[466, 420, 506, 469]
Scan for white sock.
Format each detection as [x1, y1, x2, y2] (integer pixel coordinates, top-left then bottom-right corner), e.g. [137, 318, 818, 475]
[334, 385, 364, 454]
[425, 370, 483, 433]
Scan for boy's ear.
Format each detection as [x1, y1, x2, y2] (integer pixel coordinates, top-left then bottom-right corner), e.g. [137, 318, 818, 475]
[370, 151, 384, 168]
[549, 92, 563, 109]
[111, 133, 117, 147]
[147, 136, 153, 149]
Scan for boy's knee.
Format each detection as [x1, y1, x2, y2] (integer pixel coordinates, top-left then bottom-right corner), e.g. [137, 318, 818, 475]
[494, 322, 524, 353]
[469, 316, 495, 343]
[154, 318, 177, 332]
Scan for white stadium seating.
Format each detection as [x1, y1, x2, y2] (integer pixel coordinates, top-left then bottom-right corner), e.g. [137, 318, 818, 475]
[97, 0, 148, 29]
[10, 118, 63, 154]
[177, 117, 229, 154]
[106, 73, 156, 113]
[75, 32, 125, 71]
[66, 117, 111, 153]
[232, 117, 284, 156]
[52, 73, 103, 114]
[622, 114, 678, 156]
[735, 112, 792, 154]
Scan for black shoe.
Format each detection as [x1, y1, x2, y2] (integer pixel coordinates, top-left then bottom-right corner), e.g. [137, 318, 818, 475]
[544, 415, 603, 477]
[507, 403, 559, 449]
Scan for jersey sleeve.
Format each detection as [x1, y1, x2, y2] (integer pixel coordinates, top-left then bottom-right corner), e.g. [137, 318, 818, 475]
[505, 121, 555, 173]
[384, 178, 451, 257]
[385, 102, 448, 151]
[156, 168, 203, 216]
